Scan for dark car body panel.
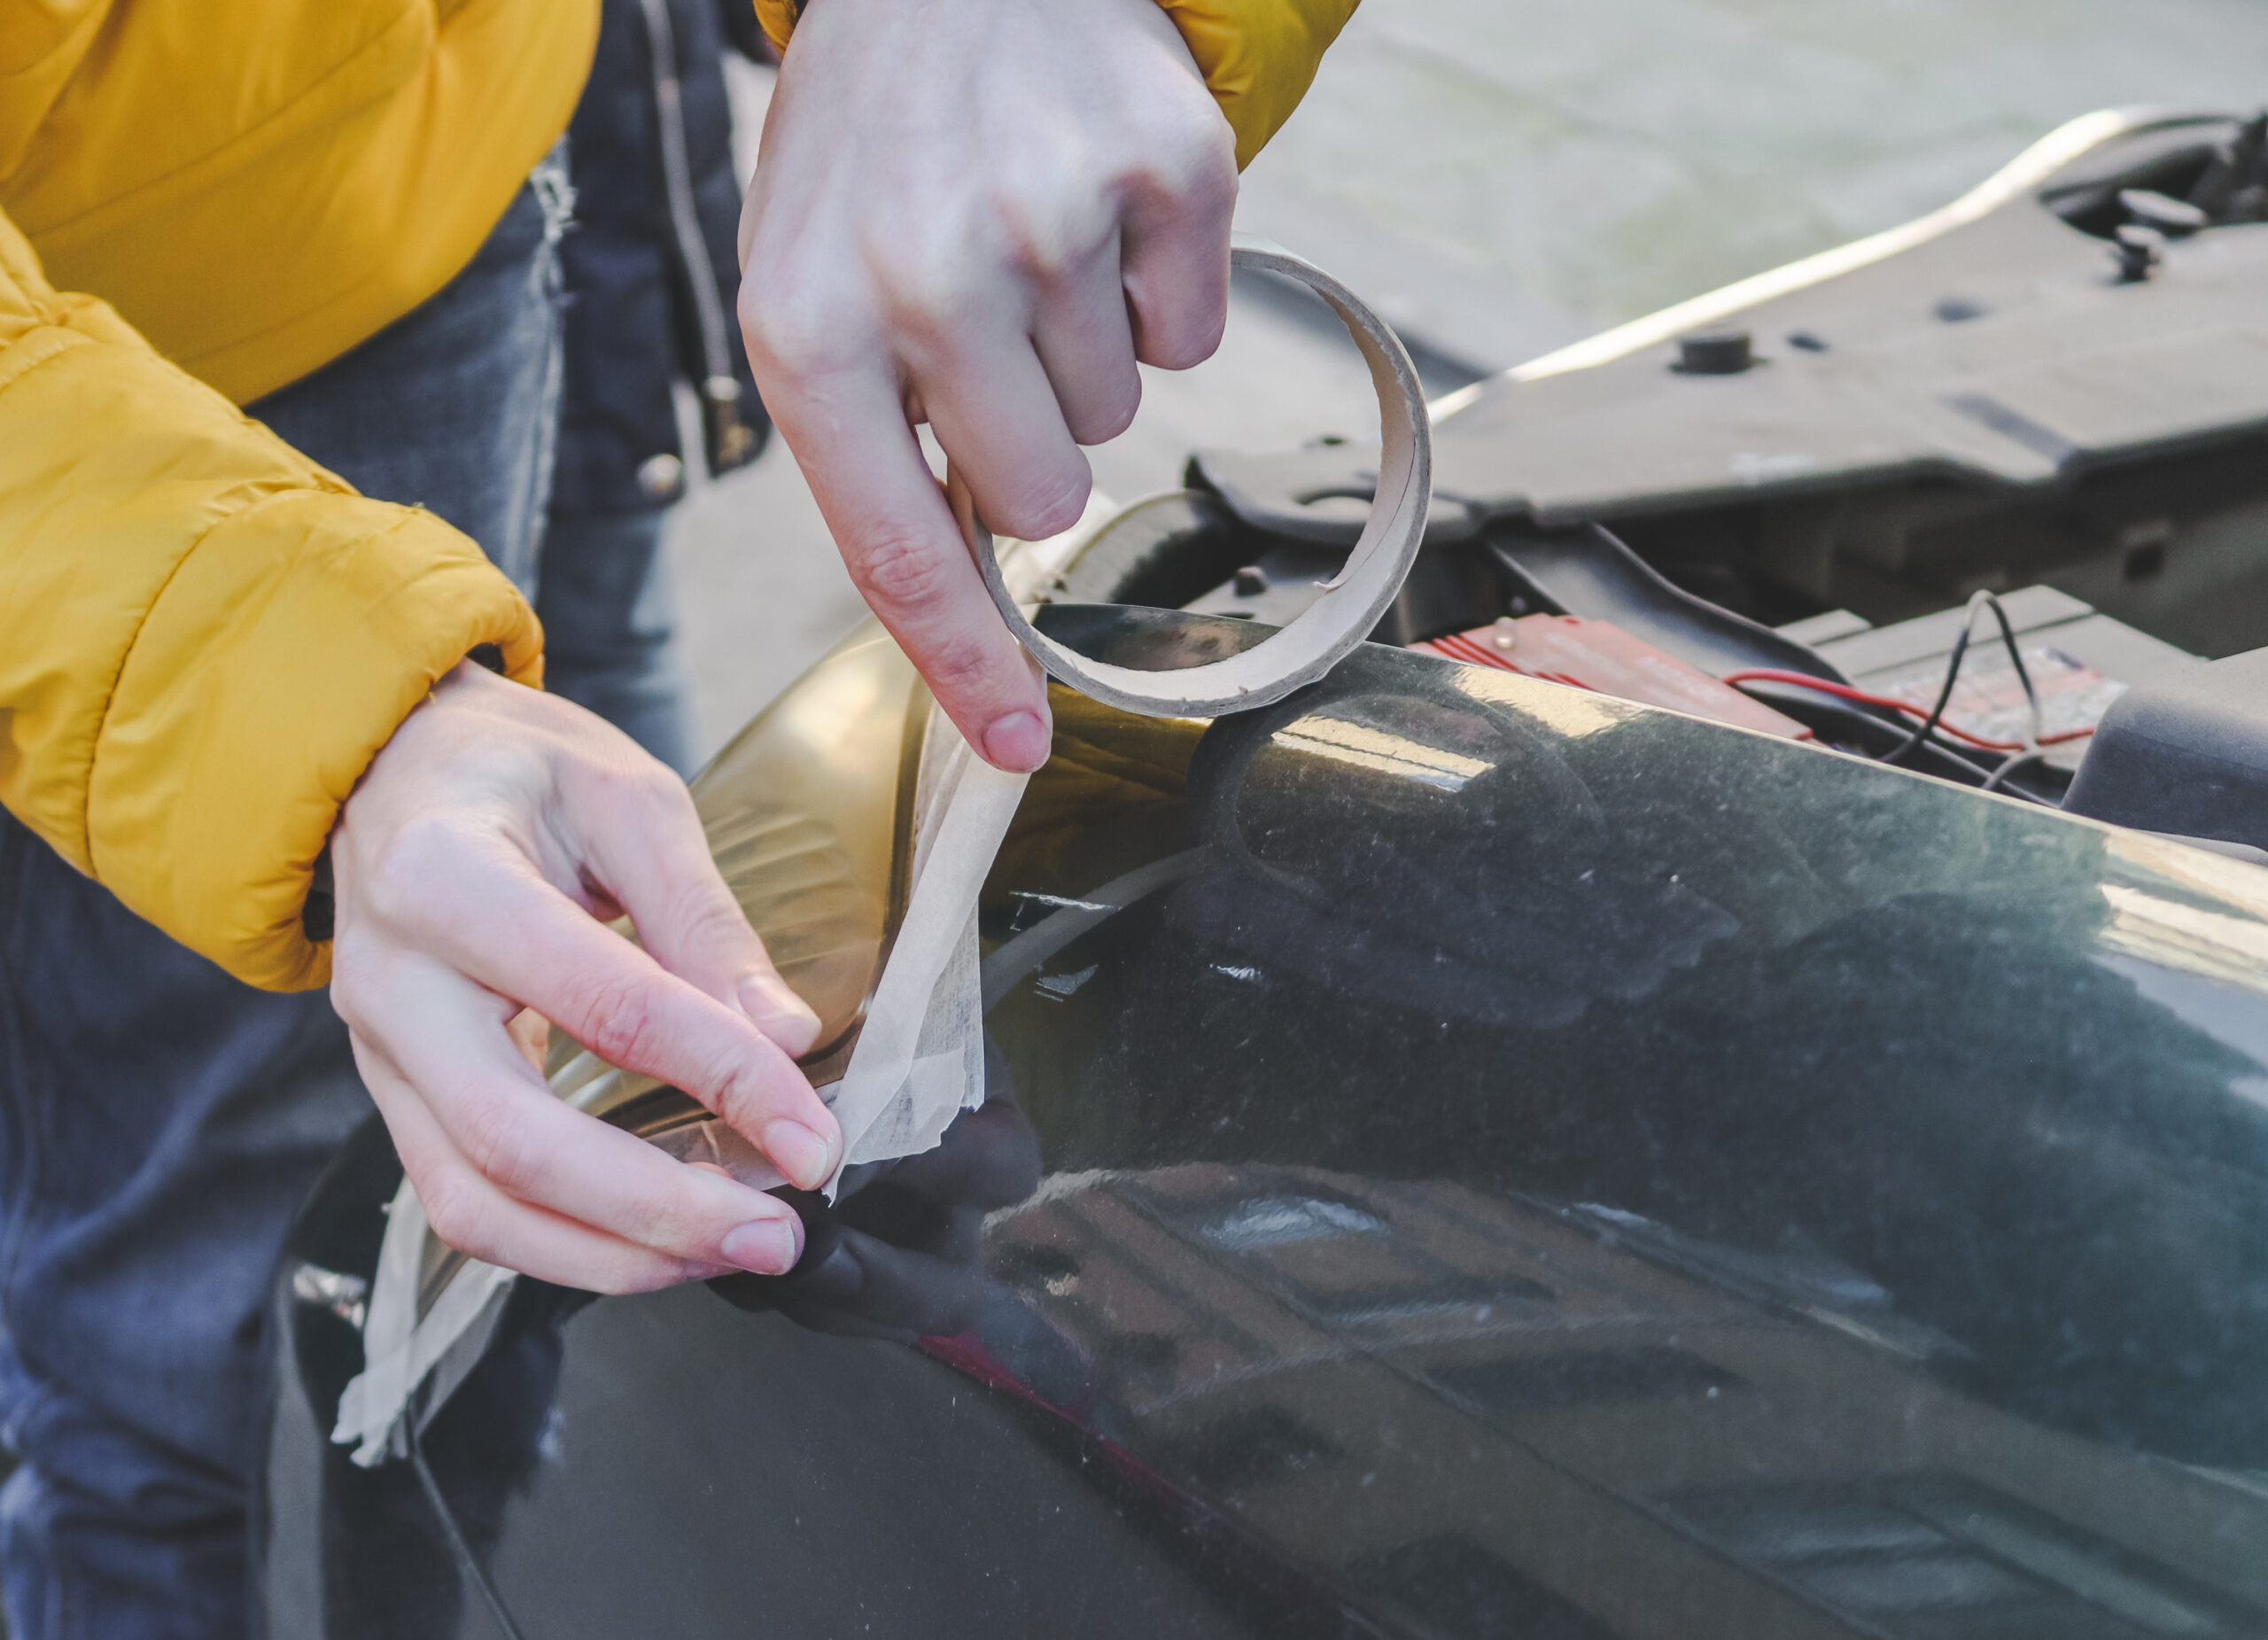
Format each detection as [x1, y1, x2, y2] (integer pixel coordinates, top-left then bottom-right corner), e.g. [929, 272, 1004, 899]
[263, 610, 2268, 1638]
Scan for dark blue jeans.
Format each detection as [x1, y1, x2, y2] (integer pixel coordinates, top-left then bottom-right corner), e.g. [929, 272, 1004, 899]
[0, 155, 578, 1640]
[537, 507, 697, 779]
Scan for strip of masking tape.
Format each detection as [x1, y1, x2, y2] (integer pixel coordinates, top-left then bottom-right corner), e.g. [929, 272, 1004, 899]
[336, 235, 1430, 1465]
[334, 1179, 517, 1465]
[335, 726, 1028, 1463]
[820, 720, 1029, 1186]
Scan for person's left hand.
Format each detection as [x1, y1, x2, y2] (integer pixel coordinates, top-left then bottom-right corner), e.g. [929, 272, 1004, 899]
[329, 662, 838, 1294]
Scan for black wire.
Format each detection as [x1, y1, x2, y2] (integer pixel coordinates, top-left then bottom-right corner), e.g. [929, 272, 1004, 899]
[1730, 678, 2057, 804]
[408, 1420, 529, 1640]
[1734, 680, 1999, 779]
[1881, 591, 2039, 769]
[1981, 749, 2047, 794]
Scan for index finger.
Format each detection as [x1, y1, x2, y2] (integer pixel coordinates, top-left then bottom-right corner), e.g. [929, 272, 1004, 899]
[769, 365, 1052, 773]
[411, 846, 842, 1191]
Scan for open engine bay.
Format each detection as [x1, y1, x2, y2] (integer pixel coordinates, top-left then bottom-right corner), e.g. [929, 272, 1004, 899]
[1035, 109, 2268, 833]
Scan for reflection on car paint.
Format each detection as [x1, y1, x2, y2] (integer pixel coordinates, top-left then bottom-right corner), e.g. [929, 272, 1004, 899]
[263, 612, 2268, 1639]
[1266, 715, 1495, 792]
[972, 1161, 2263, 1638]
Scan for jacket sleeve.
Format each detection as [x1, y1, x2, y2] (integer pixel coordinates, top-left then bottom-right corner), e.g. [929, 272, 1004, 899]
[0, 207, 544, 993]
[750, 0, 1356, 170]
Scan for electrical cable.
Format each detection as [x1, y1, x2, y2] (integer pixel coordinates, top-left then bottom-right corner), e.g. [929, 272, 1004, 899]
[1720, 671, 2094, 752]
[1981, 749, 2048, 794]
[1727, 675, 2058, 804]
[1879, 590, 2041, 768]
[1727, 677, 2010, 789]
[1727, 589, 2080, 793]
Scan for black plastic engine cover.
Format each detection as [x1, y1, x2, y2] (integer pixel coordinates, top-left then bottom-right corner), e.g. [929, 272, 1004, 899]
[2065, 645, 2268, 850]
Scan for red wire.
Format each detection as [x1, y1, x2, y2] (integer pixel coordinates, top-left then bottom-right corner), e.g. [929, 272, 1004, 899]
[1425, 638, 2095, 754]
[1720, 669, 2095, 750]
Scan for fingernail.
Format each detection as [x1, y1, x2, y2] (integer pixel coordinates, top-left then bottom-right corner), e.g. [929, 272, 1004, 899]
[982, 709, 1050, 773]
[721, 1215, 803, 1276]
[738, 975, 821, 1056]
[763, 1118, 838, 1192]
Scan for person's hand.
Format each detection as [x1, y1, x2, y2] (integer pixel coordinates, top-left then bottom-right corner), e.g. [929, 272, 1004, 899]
[739, 0, 1238, 773]
[328, 662, 843, 1294]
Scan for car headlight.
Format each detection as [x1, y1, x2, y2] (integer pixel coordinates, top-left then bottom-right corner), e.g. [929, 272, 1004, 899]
[543, 606, 1216, 1146]
[547, 619, 925, 1133]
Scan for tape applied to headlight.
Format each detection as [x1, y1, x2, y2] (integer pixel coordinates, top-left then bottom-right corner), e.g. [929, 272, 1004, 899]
[334, 237, 1431, 1469]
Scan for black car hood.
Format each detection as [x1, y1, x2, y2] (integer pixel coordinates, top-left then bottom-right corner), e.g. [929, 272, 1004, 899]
[261, 610, 2268, 1640]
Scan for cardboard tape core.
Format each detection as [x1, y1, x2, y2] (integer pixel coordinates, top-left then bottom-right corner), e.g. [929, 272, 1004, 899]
[951, 237, 1433, 717]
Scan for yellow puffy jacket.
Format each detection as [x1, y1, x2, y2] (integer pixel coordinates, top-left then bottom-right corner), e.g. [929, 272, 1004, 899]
[0, 0, 1355, 994]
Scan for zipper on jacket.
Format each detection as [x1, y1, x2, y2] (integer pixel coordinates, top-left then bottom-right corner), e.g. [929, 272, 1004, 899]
[637, 0, 758, 476]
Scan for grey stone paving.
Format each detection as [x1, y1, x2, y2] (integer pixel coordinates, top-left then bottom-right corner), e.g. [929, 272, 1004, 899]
[669, 5, 2266, 759]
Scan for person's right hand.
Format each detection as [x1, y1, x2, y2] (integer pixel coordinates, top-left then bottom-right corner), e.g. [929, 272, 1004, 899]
[739, 0, 1239, 774]
[328, 661, 842, 1294]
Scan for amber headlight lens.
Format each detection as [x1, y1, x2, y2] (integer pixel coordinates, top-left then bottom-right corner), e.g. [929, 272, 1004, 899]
[546, 621, 925, 1128]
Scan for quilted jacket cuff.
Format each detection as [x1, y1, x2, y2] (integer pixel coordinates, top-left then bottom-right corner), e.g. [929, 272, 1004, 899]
[86, 497, 543, 991]
[750, 0, 1356, 169]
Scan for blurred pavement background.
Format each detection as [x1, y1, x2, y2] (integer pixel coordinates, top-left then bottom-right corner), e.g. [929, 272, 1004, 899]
[671, 0, 2268, 758]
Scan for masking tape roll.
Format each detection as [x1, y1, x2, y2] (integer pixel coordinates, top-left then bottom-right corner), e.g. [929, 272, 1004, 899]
[951, 235, 1433, 719]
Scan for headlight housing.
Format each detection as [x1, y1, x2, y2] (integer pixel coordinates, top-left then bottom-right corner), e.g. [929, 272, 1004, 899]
[547, 621, 926, 1135]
